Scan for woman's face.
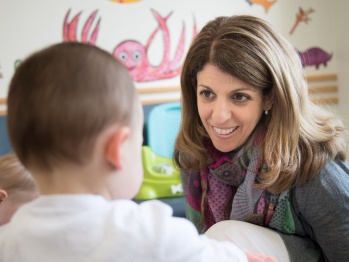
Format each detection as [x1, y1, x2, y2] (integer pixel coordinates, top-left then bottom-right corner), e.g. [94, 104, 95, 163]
[196, 64, 270, 152]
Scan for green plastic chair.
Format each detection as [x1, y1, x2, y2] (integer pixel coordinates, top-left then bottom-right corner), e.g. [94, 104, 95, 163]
[135, 102, 183, 200]
[134, 146, 183, 200]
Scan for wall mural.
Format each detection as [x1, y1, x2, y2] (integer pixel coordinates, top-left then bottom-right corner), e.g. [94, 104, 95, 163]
[289, 6, 333, 70]
[0, 0, 339, 102]
[297, 47, 333, 69]
[113, 10, 197, 82]
[61, 3, 333, 75]
[289, 7, 315, 35]
[245, 0, 277, 13]
[63, 9, 197, 82]
[63, 9, 100, 44]
[14, 60, 22, 70]
[0, 60, 21, 81]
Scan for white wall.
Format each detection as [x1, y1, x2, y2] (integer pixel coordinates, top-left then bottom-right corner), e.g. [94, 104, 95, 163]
[0, 0, 345, 109]
[334, 1, 349, 146]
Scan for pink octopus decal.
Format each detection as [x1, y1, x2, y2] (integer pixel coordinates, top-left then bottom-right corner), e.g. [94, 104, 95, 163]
[63, 9, 101, 44]
[63, 9, 196, 82]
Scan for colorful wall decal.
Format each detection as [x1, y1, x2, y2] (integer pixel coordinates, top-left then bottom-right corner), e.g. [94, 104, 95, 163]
[62, 9, 196, 82]
[0, 0, 341, 102]
[14, 60, 22, 70]
[63, 9, 100, 44]
[290, 7, 315, 35]
[297, 47, 333, 69]
[245, 0, 277, 13]
[113, 9, 197, 82]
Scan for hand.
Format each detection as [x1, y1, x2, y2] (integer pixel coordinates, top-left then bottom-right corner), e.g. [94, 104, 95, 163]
[247, 252, 277, 262]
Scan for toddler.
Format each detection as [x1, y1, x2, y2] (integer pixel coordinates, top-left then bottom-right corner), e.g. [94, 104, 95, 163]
[0, 42, 275, 262]
[0, 152, 38, 225]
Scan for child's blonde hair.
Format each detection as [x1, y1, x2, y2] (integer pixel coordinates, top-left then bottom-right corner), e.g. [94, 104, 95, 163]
[0, 152, 38, 202]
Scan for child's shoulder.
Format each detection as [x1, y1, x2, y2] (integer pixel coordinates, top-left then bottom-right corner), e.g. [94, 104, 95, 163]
[114, 199, 177, 225]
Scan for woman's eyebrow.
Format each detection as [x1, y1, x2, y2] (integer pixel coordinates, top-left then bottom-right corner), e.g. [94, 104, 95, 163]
[197, 84, 212, 89]
[232, 87, 258, 92]
[197, 84, 257, 93]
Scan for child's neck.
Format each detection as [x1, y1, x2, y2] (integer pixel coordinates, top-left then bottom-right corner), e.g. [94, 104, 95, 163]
[29, 161, 113, 199]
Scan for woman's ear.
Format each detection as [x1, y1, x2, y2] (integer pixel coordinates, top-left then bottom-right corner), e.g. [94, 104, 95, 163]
[0, 189, 8, 202]
[264, 89, 274, 111]
[105, 126, 130, 170]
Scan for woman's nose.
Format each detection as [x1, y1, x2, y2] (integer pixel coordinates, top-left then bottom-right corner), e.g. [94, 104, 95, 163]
[212, 100, 231, 123]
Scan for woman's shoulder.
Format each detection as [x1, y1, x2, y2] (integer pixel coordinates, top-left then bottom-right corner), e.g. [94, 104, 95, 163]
[297, 157, 348, 189]
[290, 158, 349, 261]
[313, 157, 349, 186]
[325, 157, 349, 170]
[293, 157, 349, 209]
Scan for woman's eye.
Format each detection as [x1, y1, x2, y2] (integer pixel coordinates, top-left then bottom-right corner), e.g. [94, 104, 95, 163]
[233, 93, 250, 101]
[200, 90, 214, 98]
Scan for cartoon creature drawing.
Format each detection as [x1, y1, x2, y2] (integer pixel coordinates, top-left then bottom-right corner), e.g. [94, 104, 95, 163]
[297, 47, 333, 69]
[290, 7, 315, 35]
[63, 9, 196, 82]
[113, 9, 196, 82]
[245, 0, 277, 13]
[63, 9, 100, 44]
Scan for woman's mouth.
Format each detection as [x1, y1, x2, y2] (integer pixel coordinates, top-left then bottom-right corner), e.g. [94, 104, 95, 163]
[213, 126, 238, 135]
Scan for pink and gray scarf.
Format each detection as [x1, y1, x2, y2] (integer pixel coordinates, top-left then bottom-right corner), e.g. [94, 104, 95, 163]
[183, 134, 295, 234]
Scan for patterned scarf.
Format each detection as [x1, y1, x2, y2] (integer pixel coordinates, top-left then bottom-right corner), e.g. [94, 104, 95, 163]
[185, 134, 295, 234]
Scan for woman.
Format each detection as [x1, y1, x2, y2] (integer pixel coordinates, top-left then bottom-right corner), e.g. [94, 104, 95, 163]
[174, 15, 349, 262]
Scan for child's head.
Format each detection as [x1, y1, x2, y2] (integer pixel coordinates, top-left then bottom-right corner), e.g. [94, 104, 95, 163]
[7, 42, 143, 199]
[0, 152, 38, 225]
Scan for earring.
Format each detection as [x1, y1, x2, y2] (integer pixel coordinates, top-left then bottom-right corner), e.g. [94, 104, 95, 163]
[264, 110, 268, 115]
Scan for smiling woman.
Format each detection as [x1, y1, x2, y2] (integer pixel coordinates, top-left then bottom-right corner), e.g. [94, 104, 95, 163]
[196, 64, 272, 153]
[174, 15, 349, 262]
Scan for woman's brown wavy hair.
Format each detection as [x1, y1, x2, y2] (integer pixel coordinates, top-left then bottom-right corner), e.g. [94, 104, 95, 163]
[174, 15, 347, 192]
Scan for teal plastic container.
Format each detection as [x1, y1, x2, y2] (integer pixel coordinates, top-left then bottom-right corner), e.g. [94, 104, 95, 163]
[147, 102, 181, 158]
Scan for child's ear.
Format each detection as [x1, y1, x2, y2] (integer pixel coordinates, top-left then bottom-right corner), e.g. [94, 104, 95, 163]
[0, 189, 8, 202]
[105, 126, 130, 170]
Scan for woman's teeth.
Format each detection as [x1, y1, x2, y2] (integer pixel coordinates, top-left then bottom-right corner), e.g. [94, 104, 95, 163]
[213, 126, 237, 135]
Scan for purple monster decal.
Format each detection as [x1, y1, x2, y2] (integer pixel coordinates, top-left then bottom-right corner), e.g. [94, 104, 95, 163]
[296, 47, 333, 69]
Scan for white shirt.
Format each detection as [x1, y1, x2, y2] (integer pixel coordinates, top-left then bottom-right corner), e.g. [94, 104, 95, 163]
[0, 195, 248, 262]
